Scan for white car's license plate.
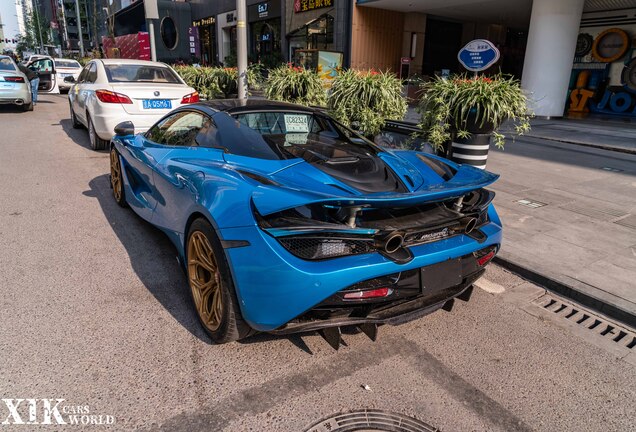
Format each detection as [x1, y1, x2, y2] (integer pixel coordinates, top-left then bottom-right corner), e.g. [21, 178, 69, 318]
[143, 99, 171, 109]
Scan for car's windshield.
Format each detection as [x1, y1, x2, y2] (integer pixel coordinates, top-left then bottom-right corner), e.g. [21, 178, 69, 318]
[0, 57, 16, 71]
[104, 64, 182, 83]
[216, 111, 378, 161]
[55, 59, 81, 68]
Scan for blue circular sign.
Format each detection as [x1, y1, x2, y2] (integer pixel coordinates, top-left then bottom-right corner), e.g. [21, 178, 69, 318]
[458, 39, 500, 72]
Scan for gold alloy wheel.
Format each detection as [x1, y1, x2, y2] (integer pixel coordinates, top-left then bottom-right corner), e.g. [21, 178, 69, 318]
[110, 149, 122, 202]
[187, 231, 223, 332]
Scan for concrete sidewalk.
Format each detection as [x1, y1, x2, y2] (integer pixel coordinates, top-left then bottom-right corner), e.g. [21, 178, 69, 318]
[520, 116, 636, 155]
[486, 135, 636, 328]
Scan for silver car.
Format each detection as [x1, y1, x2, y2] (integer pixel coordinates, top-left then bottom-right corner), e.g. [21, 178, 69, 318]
[67, 59, 198, 150]
[0, 55, 33, 111]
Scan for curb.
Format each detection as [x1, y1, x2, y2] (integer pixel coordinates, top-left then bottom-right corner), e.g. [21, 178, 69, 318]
[493, 256, 636, 329]
[523, 134, 636, 156]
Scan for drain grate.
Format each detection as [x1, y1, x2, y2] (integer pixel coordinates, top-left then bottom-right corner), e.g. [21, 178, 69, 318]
[601, 167, 624, 173]
[306, 410, 439, 432]
[560, 202, 629, 221]
[535, 296, 636, 350]
[516, 199, 547, 208]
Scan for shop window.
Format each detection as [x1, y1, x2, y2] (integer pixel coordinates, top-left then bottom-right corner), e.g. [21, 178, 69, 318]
[161, 16, 178, 50]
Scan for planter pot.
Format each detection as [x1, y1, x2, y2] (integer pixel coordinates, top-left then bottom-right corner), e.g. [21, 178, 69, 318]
[450, 115, 495, 169]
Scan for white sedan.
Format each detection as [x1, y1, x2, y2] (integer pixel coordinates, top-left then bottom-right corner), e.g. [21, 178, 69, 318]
[54, 58, 82, 92]
[67, 59, 198, 150]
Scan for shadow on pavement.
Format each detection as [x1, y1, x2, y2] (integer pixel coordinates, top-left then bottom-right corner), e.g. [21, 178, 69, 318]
[58, 118, 96, 151]
[86, 173, 212, 344]
[0, 105, 28, 113]
[86, 173, 315, 351]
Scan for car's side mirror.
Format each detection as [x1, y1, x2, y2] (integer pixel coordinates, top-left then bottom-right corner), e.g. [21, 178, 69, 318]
[114, 121, 135, 137]
[63, 76, 75, 83]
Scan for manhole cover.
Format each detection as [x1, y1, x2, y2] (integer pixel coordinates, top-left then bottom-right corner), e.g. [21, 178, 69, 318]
[305, 409, 439, 432]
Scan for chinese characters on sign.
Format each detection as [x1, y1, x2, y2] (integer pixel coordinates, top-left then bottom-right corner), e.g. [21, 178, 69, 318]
[294, 0, 333, 13]
[457, 39, 500, 72]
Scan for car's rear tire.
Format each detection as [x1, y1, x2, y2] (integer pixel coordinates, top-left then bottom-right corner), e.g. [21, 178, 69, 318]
[186, 218, 253, 344]
[109, 148, 127, 207]
[88, 114, 107, 151]
[70, 103, 82, 128]
[22, 102, 33, 112]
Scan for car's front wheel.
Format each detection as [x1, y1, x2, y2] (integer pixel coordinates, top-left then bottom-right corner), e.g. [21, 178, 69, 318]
[109, 148, 126, 207]
[87, 114, 107, 150]
[186, 218, 253, 344]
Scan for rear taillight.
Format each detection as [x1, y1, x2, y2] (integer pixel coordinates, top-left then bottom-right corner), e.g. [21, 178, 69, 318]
[343, 287, 392, 300]
[95, 89, 132, 104]
[181, 91, 199, 104]
[477, 250, 496, 266]
[4, 76, 25, 83]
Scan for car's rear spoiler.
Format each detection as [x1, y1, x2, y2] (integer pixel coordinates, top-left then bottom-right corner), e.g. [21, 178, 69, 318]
[252, 164, 499, 216]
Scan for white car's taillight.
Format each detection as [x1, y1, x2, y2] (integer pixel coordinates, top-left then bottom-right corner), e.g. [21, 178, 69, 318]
[181, 91, 199, 104]
[95, 90, 133, 104]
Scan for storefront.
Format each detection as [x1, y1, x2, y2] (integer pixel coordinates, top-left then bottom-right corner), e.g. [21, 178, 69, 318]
[286, 0, 350, 64]
[567, 8, 636, 118]
[248, 0, 282, 68]
[192, 15, 216, 65]
[216, 9, 238, 65]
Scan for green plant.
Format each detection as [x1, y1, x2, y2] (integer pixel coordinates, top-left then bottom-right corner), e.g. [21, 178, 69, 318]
[328, 69, 407, 137]
[418, 74, 531, 150]
[173, 65, 262, 99]
[265, 65, 327, 106]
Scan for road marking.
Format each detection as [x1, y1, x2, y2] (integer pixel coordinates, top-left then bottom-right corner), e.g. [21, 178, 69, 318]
[475, 278, 506, 294]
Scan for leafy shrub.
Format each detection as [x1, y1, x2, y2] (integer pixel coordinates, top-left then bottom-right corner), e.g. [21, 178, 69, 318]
[173, 65, 262, 99]
[418, 74, 531, 149]
[264, 65, 327, 106]
[328, 69, 407, 137]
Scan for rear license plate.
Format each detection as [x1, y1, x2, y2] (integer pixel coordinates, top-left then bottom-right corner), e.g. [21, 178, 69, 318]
[421, 258, 463, 293]
[142, 99, 171, 109]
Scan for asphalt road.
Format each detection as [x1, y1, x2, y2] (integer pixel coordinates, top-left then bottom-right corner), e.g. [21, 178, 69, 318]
[0, 95, 634, 431]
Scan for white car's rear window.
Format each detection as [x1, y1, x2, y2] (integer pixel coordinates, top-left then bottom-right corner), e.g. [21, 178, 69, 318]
[104, 64, 181, 84]
[0, 58, 16, 71]
[55, 60, 81, 68]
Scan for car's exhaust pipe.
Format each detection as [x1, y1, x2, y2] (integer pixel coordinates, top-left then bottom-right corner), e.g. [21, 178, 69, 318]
[14, 99, 23, 105]
[376, 232, 404, 254]
[460, 217, 478, 234]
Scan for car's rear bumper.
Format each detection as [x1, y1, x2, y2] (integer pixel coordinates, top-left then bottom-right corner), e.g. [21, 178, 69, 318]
[92, 104, 184, 140]
[0, 85, 31, 105]
[220, 204, 503, 332]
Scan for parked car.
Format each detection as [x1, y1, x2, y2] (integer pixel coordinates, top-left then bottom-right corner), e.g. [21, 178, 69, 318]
[0, 55, 33, 111]
[109, 100, 502, 347]
[54, 58, 82, 92]
[25, 55, 60, 95]
[67, 59, 198, 150]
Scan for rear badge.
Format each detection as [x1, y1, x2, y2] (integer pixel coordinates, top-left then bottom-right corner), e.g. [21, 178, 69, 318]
[413, 227, 449, 243]
[154, 90, 160, 96]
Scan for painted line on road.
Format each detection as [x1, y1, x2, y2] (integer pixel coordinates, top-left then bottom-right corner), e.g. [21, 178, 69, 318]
[475, 277, 506, 294]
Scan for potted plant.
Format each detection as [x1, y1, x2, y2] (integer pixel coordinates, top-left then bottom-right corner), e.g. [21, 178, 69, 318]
[417, 74, 531, 169]
[265, 64, 327, 106]
[328, 69, 407, 137]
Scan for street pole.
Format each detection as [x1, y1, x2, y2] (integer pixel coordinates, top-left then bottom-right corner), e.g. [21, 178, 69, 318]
[236, 0, 248, 100]
[74, 0, 84, 57]
[148, 21, 157, 61]
[33, 0, 44, 53]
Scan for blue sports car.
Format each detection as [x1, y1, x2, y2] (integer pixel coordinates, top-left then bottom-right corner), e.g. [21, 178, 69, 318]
[109, 100, 502, 347]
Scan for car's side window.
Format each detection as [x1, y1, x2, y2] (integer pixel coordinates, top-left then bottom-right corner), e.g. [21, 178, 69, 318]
[146, 111, 211, 147]
[85, 63, 98, 83]
[77, 64, 90, 83]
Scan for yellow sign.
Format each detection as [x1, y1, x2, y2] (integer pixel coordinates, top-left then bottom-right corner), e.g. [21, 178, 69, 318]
[294, 0, 334, 13]
[192, 16, 215, 27]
